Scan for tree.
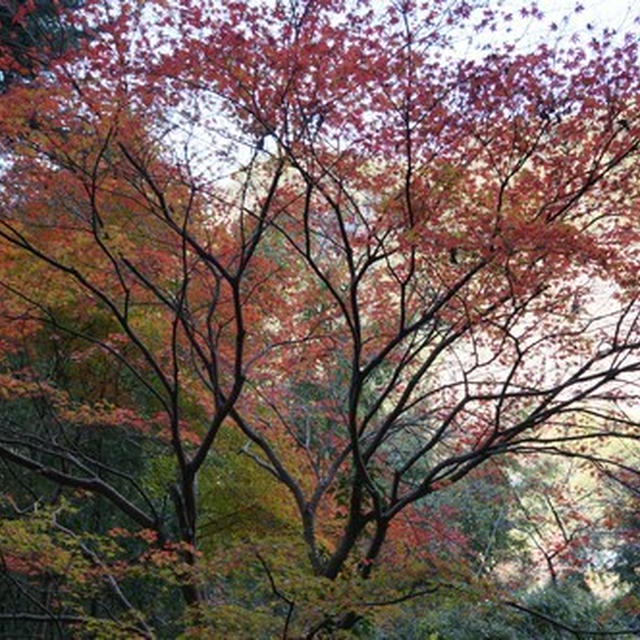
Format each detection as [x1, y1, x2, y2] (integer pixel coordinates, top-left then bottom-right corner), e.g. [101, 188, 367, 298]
[1, 0, 640, 636]
[0, 0, 85, 91]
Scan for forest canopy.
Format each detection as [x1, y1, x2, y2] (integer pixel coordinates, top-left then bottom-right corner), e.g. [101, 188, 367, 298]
[1, 0, 640, 637]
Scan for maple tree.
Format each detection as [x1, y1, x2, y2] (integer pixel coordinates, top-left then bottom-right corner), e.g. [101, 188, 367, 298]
[1, 0, 640, 636]
[0, 0, 84, 91]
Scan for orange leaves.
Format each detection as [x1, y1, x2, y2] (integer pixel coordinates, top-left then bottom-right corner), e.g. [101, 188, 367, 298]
[1, 3, 640, 634]
[0, 367, 153, 436]
[0, 371, 59, 401]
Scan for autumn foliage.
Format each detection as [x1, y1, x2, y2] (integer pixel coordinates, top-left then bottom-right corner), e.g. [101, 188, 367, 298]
[1, 0, 640, 636]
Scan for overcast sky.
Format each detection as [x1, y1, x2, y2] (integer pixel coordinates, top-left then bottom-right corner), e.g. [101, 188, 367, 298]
[499, 0, 638, 50]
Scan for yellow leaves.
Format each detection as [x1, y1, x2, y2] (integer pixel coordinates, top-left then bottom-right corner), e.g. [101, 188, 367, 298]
[197, 427, 298, 555]
[0, 367, 156, 436]
[0, 500, 85, 581]
[0, 374, 72, 415]
[56, 398, 125, 428]
[0, 373, 44, 400]
[1, 497, 190, 636]
[1, 517, 73, 573]
[180, 603, 282, 639]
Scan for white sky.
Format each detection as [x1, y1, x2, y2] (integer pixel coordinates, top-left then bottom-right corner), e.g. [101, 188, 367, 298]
[538, 0, 636, 32]
[494, 0, 638, 51]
